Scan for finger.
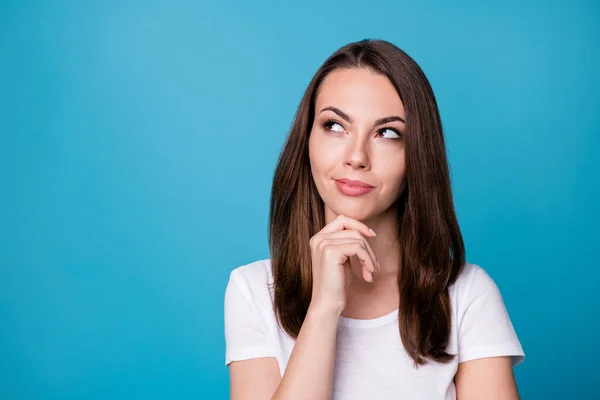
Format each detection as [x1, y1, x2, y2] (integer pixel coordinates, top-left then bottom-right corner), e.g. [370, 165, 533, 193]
[336, 242, 377, 282]
[318, 214, 376, 238]
[320, 238, 376, 273]
[362, 265, 374, 283]
[319, 230, 379, 270]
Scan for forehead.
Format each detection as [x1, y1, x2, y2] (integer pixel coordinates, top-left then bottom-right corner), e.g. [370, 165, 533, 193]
[315, 68, 405, 119]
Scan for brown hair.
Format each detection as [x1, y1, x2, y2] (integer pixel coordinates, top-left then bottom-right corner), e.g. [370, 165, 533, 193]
[268, 39, 465, 365]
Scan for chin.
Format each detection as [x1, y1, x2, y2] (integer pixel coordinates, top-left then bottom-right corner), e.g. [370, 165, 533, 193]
[327, 202, 375, 222]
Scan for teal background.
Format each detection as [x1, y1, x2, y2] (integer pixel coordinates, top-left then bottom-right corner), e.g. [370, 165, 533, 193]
[1, 0, 598, 398]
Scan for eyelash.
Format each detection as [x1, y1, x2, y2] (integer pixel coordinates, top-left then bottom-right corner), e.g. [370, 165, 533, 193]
[321, 119, 403, 139]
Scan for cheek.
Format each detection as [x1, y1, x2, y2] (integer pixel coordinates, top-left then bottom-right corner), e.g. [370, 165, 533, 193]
[308, 135, 327, 184]
[379, 155, 407, 193]
[382, 171, 406, 193]
[309, 134, 335, 174]
[308, 135, 320, 171]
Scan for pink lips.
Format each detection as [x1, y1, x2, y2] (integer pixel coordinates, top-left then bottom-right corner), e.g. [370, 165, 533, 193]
[335, 178, 375, 196]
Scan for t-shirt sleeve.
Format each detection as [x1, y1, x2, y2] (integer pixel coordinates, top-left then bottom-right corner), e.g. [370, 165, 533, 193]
[224, 270, 277, 366]
[457, 266, 525, 367]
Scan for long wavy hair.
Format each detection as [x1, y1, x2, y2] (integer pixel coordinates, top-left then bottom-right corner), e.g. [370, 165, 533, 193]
[268, 39, 465, 366]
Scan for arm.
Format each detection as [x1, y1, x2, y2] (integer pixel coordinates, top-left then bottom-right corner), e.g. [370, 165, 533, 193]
[270, 216, 378, 399]
[271, 306, 339, 399]
[455, 356, 520, 400]
[229, 358, 280, 400]
[228, 216, 378, 400]
[229, 305, 340, 400]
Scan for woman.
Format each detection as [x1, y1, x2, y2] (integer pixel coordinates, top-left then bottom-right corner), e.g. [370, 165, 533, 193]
[224, 39, 524, 399]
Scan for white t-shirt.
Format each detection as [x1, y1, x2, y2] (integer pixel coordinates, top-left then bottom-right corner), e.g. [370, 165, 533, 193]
[224, 259, 524, 399]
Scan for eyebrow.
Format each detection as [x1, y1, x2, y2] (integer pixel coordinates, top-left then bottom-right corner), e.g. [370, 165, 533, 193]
[319, 106, 405, 125]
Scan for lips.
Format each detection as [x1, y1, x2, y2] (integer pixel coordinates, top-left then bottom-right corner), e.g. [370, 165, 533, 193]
[334, 178, 375, 196]
[335, 178, 374, 188]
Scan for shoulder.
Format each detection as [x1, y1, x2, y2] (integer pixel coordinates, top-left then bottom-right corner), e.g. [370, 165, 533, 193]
[450, 262, 525, 365]
[450, 261, 509, 321]
[450, 262, 499, 300]
[226, 258, 274, 307]
[224, 259, 281, 367]
[229, 258, 272, 287]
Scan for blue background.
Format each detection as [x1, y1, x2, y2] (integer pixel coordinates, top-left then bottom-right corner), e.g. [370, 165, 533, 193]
[1, 0, 598, 398]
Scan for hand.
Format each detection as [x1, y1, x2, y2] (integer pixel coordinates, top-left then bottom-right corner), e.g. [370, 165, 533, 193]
[308, 214, 379, 315]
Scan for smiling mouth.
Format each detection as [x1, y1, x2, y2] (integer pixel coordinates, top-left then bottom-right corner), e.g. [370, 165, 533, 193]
[334, 179, 376, 196]
[334, 178, 374, 188]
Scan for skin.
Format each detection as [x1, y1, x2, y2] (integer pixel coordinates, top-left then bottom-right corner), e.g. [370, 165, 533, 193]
[229, 67, 520, 400]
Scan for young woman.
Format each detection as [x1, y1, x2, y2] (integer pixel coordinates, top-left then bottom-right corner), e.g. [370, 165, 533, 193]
[224, 39, 524, 399]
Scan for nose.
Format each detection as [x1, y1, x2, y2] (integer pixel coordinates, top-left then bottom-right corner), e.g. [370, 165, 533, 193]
[344, 135, 370, 170]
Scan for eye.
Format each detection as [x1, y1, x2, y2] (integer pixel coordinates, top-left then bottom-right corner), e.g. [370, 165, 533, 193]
[377, 127, 402, 139]
[322, 120, 346, 133]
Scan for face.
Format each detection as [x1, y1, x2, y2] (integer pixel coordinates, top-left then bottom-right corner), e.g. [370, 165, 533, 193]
[308, 67, 407, 224]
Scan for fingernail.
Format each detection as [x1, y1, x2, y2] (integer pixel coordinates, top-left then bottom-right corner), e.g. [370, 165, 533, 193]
[369, 228, 376, 237]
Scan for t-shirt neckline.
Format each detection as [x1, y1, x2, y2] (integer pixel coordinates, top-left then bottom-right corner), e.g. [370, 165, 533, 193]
[338, 308, 399, 328]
